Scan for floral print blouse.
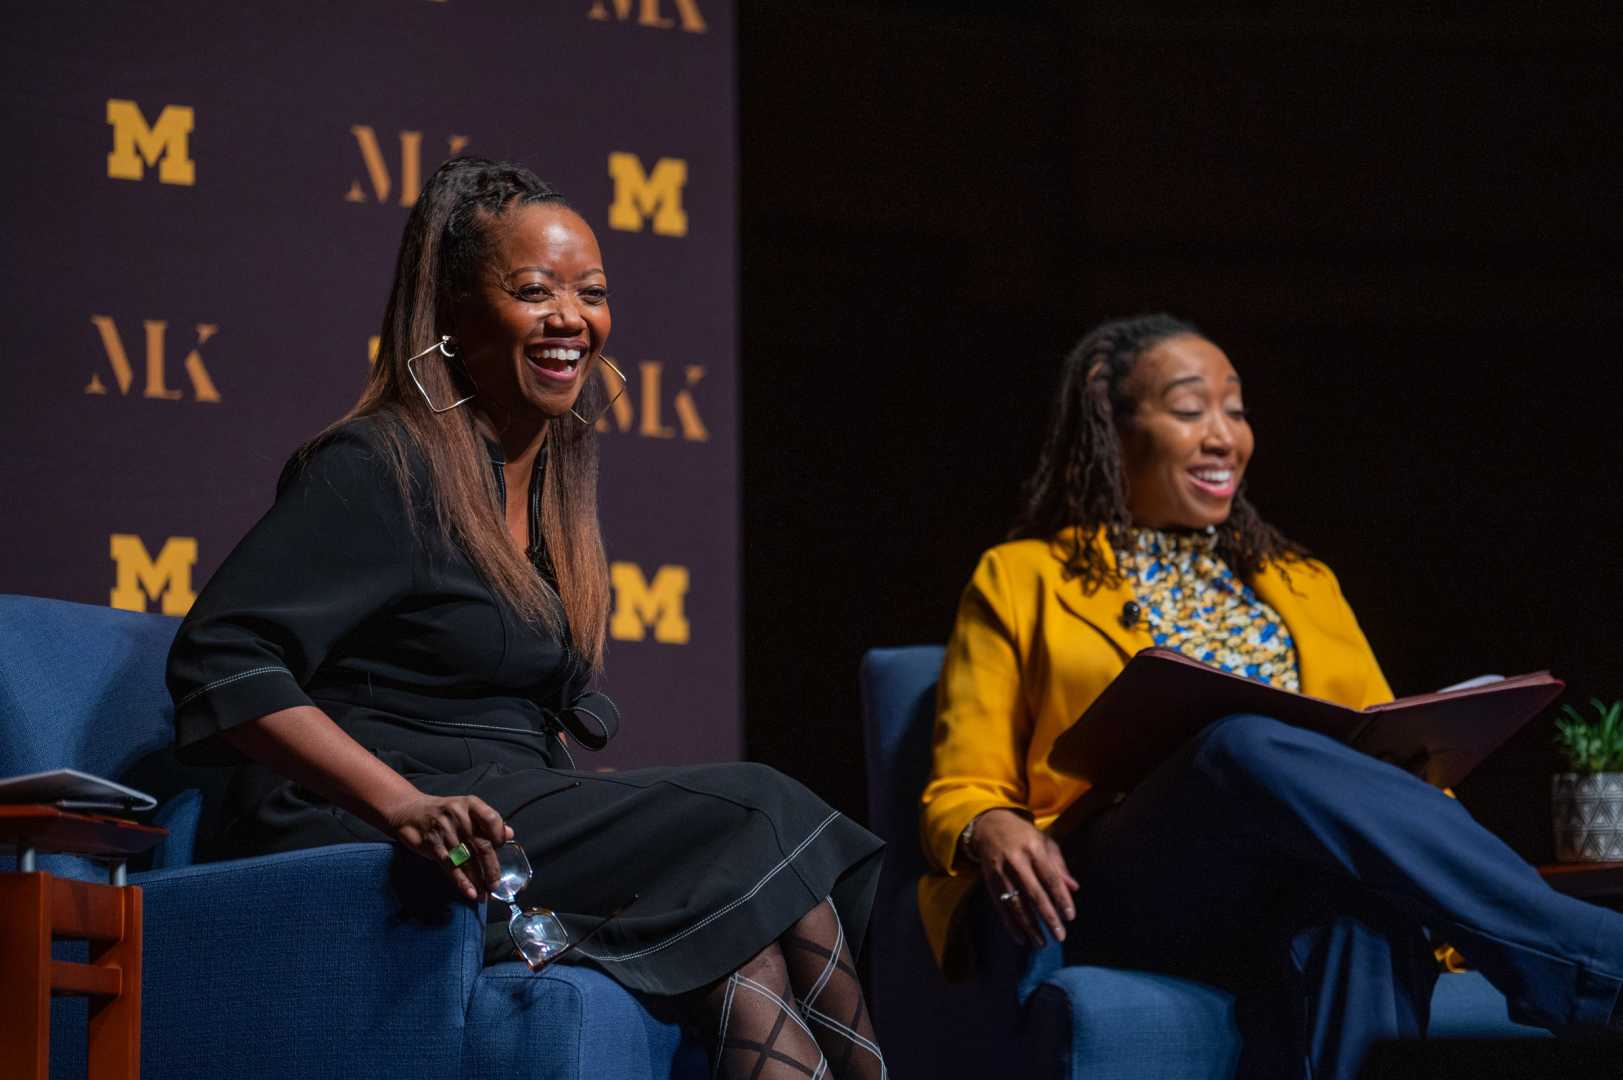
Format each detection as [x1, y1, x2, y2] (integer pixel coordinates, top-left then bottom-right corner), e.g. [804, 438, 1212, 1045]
[1117, 526, 1301, 692]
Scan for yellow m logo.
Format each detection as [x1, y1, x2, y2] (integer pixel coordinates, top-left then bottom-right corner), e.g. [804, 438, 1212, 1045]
[607, 153, 688, 237]
[109, 534, 197, 615]
[106, 100, 195, 185]
[587, 0, 707, 32]
[610, 562, 691, 644]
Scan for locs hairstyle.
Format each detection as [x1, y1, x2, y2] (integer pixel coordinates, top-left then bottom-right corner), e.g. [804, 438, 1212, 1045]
[1009, 313, 1308, 593]
[307, 157, 612, 670]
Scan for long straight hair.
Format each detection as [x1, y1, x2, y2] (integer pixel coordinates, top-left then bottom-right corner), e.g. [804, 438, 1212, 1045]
[314, 157, 610, 670]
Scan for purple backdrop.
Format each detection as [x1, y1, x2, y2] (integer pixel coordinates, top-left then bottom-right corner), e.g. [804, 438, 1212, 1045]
[0, 1, 740, 767]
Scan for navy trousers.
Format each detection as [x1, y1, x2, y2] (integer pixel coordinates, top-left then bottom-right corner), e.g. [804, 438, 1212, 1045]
[1061, 714, 1623, 1079]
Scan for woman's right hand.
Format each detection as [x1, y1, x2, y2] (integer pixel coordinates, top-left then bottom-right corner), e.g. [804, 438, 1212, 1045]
[218, 707, 516, 903]
[967, 808, 1079, 946]
[383, 792, 514, 901]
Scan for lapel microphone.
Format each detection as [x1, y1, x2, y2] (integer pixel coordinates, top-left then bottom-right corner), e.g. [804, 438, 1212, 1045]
[1120, 600, 1141, 628]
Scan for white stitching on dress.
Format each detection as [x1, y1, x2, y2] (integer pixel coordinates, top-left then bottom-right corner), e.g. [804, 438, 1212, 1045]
[176, 666, 289, 708]
[579, 811, 842, 964]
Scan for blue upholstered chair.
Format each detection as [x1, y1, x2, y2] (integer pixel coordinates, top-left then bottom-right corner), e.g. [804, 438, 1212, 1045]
[0, 594, 706, 1080]
[858, 645, 1544, 1079]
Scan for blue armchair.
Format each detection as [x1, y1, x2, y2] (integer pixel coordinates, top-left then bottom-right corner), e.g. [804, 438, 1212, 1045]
[858, 645, 1543, 1079]
[0, 594, 706, 1080]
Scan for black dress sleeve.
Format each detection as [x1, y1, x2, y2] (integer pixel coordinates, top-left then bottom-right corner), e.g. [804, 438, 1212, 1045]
[166, 420, 416, 764]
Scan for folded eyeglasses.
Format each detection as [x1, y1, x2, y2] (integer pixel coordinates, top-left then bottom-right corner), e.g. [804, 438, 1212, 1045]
[490, 842, 634, 971]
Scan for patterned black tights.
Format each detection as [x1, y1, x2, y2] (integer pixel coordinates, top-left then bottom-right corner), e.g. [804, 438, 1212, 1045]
[697, 898, 887, 1080]
[779, 899, 886, 1080]
[701, 942, 828, 1078]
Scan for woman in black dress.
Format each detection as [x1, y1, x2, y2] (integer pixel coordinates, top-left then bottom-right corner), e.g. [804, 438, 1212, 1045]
[166, 157, 886, 1080]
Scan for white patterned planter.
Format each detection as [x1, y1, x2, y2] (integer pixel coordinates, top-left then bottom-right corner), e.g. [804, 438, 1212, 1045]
[1552, 772, 1623, 862]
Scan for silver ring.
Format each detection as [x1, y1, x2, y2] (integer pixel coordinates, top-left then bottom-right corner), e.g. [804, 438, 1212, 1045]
[997, 890, 1020, 903]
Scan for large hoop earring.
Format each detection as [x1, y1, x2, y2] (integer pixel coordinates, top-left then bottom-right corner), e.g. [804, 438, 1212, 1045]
[569, 355, 629, 427]
[406, 336, 476, 413]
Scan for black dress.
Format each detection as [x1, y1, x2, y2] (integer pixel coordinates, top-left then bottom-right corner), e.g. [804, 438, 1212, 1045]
[166, 415, 883, 997]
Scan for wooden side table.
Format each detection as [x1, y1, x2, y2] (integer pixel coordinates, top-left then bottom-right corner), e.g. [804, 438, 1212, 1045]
[1538, 860, 1623, 902]
[0, 805, 167, 1080]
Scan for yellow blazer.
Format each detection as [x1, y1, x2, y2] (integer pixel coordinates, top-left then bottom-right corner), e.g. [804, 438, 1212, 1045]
[918, 532, 1393, 975]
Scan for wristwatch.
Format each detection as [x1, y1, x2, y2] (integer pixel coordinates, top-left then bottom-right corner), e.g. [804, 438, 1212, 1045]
[958, 814, 982, 866]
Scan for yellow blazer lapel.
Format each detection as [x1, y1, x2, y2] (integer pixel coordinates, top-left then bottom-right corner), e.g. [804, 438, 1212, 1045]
[1251, 561, 1384, 704]
[1048, 533, 1156, 661]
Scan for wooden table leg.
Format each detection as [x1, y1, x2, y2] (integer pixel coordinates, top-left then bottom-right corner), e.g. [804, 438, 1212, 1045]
[0, 873, 52, 1080]
[87, 885, 141, 1080]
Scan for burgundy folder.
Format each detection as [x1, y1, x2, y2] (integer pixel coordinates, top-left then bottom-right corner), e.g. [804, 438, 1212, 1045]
[1048, 647, 1564, 795]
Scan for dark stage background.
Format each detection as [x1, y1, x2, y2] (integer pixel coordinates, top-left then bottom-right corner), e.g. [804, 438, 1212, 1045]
[739, 2, 1623, 863]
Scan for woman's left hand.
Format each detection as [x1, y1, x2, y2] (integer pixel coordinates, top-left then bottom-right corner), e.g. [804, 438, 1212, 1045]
[967, 808, 1079, 946]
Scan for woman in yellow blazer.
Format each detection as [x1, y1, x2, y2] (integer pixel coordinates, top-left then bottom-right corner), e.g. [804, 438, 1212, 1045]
[920, 314, 1623, 1077]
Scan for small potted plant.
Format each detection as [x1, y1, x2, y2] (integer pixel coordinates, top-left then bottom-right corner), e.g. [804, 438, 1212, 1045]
[1551, 697, 1623, 862]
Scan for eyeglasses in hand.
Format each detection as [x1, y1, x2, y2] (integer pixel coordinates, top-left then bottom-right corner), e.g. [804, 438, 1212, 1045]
[490, 842, 635, 971]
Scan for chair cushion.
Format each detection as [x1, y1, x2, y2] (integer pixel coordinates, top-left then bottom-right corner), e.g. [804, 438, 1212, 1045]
[147, 788, 202, 868]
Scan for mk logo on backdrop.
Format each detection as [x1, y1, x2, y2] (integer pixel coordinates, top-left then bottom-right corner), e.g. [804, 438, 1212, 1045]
[610, 562, 690, 643]
[608, 153, 688, 236]
[588, 0, 706, 32]
[86, 316, 221, 402]
[109, 534, 197, 615]
[346, 127, 472, 206]
[595, 360, 709, 441]
[106, 100, 195, 185]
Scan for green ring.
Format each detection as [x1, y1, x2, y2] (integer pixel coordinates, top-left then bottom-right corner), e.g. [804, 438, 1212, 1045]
[447, 842, 472, 868]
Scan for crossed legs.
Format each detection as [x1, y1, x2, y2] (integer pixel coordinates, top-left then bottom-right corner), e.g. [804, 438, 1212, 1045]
[1065, 713, 1623, 1078]
[697, 898, 887, 1080]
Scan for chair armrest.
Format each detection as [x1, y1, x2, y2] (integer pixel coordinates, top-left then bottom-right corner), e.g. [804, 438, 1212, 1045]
[134, 843, 484, 1080]
[1026, 966, 1241, 1080]
[465, 962, 706, 1079]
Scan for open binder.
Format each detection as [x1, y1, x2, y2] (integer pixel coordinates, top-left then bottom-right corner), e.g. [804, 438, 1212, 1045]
[1049, 648, 1563, 796]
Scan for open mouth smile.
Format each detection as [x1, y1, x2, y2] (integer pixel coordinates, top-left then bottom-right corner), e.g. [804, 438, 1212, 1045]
[525, 344, 586, 385]
[1187, 467, 1237, 498]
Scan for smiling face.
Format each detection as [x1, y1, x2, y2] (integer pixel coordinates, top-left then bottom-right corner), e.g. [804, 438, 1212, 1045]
[1118, 334, 1254, 529]
[451, 201, 611, 426]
